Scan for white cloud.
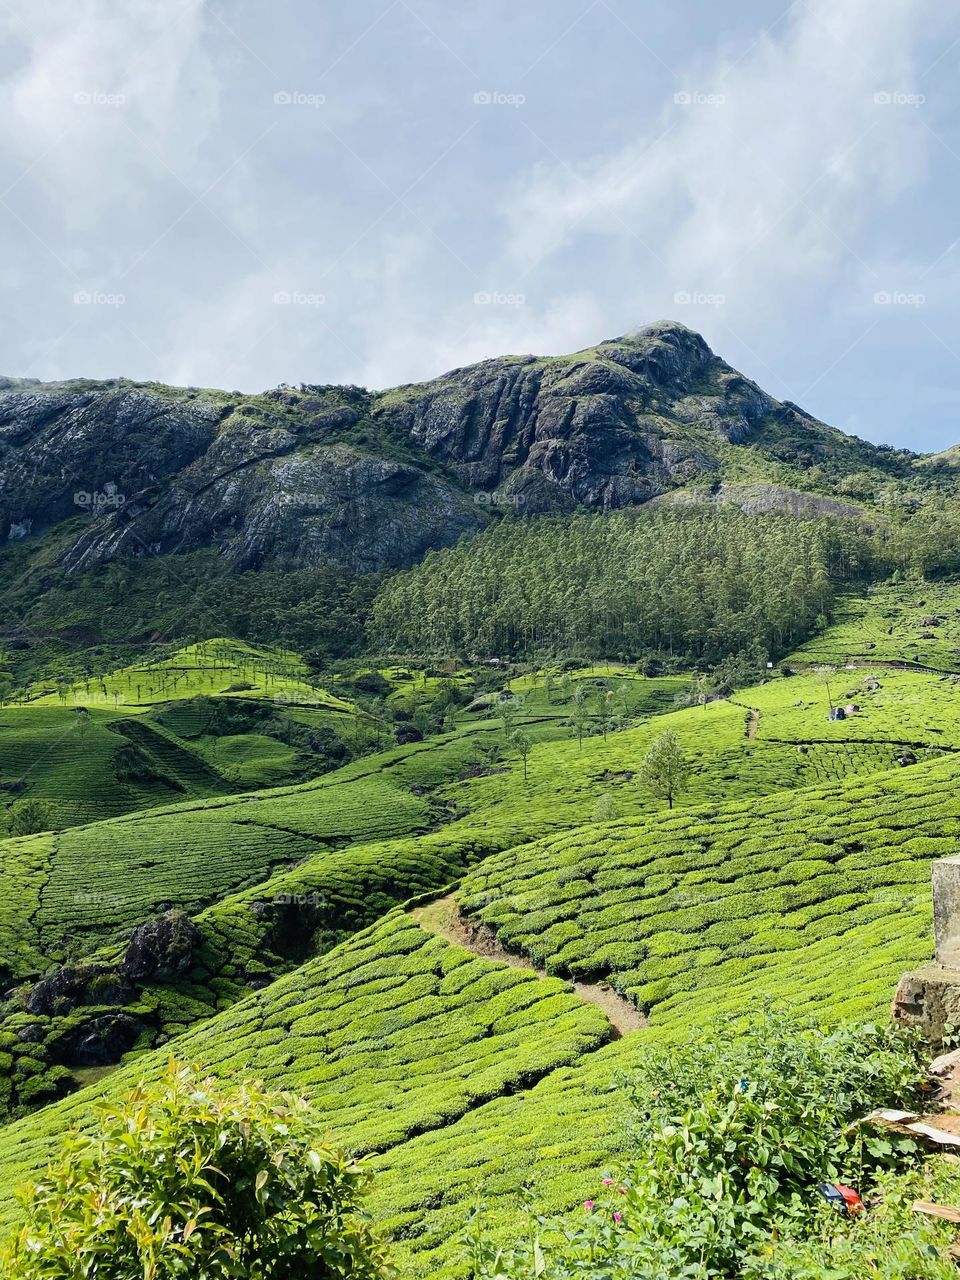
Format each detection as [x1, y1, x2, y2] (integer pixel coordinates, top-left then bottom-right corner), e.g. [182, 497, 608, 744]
[0, 0, 220, 223]
[495, 0, 943, 337]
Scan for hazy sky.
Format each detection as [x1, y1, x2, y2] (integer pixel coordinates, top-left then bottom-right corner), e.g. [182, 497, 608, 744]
[1, 1, 958, 449]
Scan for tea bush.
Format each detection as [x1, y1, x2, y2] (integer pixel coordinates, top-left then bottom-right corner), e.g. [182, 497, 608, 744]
[1, 1060, 389, 1280]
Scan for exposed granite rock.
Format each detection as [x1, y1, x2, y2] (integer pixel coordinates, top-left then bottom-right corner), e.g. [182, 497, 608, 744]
[22, 964, 121, 1016]
[0, 323, 890, 574]
[0, 379, 223, 541]
[373, 324, 779, 512]
[121, 909, 200, 982]
[62, 1011, 142, 1067]
[648, 481, 866, 520]
[63, 442, 489, 575]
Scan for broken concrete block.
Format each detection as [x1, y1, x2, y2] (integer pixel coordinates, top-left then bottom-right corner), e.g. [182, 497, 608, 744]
[893, 963, 960, 1043]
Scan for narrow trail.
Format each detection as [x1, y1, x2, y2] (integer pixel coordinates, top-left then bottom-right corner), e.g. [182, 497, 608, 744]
[791, 658, 960, 677]
[746, 707, 760, 739]
[409, 892, 646, 1037]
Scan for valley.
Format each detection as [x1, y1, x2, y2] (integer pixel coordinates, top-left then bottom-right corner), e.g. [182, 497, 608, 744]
[4, 329, 960, 1276]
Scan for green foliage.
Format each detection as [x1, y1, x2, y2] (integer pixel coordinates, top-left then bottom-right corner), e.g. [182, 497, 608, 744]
[372, 509, 865, 661]
[791, 578, 960, 670]
[592, 792, 618, 822]
[4, 628, 960, 1274]
[743, 1161, 960, 1278]
[456, 753, 959, 1022]
[637, 729, 689, 809]
[8, 798, 53, 836]
[0, 1060, 389, 1280]
[3, 552, 380, 673]
[465, 1012, 927, 1279]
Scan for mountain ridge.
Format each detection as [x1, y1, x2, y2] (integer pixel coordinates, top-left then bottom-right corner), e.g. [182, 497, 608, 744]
[0, 322, 927, 577]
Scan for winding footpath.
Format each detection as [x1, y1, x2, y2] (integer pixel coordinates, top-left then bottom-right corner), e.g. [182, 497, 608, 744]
[410, 892, 646, 1037]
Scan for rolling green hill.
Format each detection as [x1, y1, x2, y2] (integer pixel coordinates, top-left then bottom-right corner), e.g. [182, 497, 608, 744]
[0, 640, 369, 831]
[0, 747, 952, 1274]
[4, 502, 960, 1274]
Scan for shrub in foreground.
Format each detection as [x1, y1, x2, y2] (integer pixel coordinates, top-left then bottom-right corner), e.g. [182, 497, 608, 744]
[466, 1010, 930, 1279]
[1, 1060, 390, 1280]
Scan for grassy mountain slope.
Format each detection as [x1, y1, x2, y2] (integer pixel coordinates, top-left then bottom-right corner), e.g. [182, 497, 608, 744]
[0, 639, 367, 831]
[1, 583, 959, 1273]
[0, 750, 950, 1272]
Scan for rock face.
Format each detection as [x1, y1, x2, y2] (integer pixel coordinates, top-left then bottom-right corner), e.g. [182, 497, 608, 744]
[0, 323, 886, 574]
[892, 964, 960, 1045]
[375, 324, 778, 510]
[65, 1011, 142, 1067]
[121, 909, 200, 982]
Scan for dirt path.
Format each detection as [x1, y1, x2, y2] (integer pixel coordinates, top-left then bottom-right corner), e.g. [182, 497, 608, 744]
[409, 893, 646, 1037]
[791, 658, 959, 676]
[746, 707, 760, 739]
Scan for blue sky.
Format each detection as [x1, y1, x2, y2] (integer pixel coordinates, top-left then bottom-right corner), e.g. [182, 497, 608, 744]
[1, 1, 958, 450]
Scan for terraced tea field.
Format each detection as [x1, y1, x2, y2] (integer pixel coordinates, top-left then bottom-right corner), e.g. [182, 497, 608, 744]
[457, 756, 954, 1025]
[791, 579, 960, 669]
[0, 667, 918, 983]
[0, 750, 953, 1273]
[4, 600, 960, 1277]
[0, 768, 435, 973]
[26, 639, 344, 710]
[0, 640, 367, 830]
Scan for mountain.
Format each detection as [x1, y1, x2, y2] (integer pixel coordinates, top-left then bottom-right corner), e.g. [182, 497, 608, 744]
[0, 323, 915, 577]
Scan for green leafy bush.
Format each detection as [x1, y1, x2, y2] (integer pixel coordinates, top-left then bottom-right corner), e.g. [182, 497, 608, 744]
[0, 1061, 390, 1280]
[465, 1011, 928, 1279]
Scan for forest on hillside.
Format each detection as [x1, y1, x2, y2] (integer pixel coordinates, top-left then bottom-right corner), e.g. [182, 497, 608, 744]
[371, 504, 960, 661]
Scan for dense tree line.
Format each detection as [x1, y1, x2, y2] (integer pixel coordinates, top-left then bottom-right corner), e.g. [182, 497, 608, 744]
[371, 510, 878, 662]
[5, 552, 381, 679]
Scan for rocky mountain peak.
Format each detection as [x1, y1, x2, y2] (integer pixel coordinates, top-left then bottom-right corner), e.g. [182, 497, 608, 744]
[0, 326, 885, 576]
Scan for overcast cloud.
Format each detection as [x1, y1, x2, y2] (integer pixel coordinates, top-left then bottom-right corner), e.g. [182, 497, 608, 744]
[0, 1, 957, 449]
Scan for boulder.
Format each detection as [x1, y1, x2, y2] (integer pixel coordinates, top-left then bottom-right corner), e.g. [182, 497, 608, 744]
[66, 1012, 142, 1066]
[23, 964, 113, 1016]
[120, 909, 200, 982]
[893, 965, 960, 1045]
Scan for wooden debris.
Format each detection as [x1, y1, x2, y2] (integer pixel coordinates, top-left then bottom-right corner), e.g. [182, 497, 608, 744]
[912, 1201, 960, 1223]
[859, 1110, 960, 1149]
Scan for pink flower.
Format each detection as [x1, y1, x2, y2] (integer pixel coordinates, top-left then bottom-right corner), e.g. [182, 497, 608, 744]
[583, 1201, 595, 1212]
[613, 1212, 623, 1223]
[601, 1178, 614, 1187]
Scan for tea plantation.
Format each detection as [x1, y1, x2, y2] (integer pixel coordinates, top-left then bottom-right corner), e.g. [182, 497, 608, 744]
[0, 639, 369, 831]
[790, 579, 960, 669]
[3, 595, 960, 1277]
[0, 750, 952, 1272]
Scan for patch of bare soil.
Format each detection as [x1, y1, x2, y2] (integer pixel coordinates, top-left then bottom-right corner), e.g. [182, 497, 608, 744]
[409, 893, 646, 1037]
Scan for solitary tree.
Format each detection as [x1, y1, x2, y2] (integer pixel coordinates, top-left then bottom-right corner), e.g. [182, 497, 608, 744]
[592, 790, 618, 822]
[509, 727, 533, 782]
[638, 730, 689, 810]
[0, 1061, 389, 1280]
[568, 684, 591, 750]
[73, 707, 91, 741]
[8, 797, 53, 837]
[815, 664, 837, 714]
[499, 693, 522, 736]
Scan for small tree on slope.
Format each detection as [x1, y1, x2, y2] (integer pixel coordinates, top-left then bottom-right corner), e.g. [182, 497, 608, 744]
[638, 730, 689, 810]
[0, 1060, 390, 1280]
